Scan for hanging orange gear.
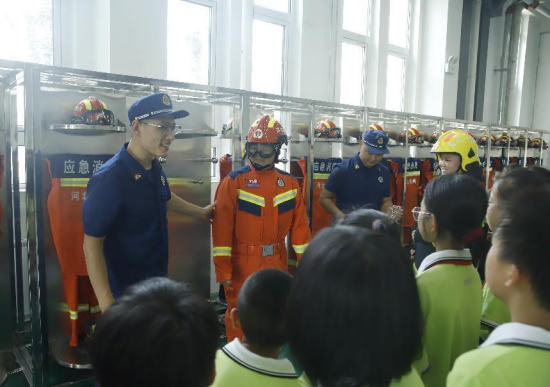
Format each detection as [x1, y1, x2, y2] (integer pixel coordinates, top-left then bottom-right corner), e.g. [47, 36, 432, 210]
[47, 154, 112, 346]
[213, 116, 311, 342]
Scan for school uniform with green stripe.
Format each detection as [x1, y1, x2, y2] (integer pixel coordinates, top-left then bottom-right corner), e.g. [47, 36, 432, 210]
[414, 250, 483, 387]
[448, 323, 550, 386]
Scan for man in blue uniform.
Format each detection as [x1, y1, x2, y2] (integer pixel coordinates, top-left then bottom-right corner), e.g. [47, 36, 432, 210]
[320, 129, 402, 221]
[83, 93, 213, 312]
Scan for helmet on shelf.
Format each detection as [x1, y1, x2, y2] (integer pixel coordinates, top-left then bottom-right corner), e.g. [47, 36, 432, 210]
[398, 127, 423, 144]
[71, 96, 115, 125]
[315, 119, 342, 139]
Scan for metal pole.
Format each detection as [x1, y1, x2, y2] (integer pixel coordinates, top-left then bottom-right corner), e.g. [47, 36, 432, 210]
[307, 105, 316, 227]
[402, 117, 410, 244]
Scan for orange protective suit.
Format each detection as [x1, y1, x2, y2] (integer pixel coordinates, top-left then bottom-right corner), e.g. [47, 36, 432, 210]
[47, 155, 111, 346]
[213, 164, 312, 341]
[297, 157, 342, 235]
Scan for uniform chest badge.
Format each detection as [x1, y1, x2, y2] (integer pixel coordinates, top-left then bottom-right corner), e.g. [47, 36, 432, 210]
[355, 164, 360, 169]
[135, 173, 142, 180]
[161, 176, 166, 186]
[245, 178, 260, 188]
[277, 177, 285, 187]
[378, 176, 384, 183]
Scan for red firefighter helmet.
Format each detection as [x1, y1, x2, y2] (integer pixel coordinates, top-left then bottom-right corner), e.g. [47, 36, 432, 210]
[532, 138, 548, 149]
[496, 133, 516, 147]
[516, 135, 534, 148]
[315, 119, 342, 139]
[245, 116, 287, 167]
[71, 96, 115, 125]
[369, 124, 384, 131]
[247, 115, 287, 144]
[477, 134, 497, 146]
[429, 129, 447, 144]
[398, 127, 423, 144]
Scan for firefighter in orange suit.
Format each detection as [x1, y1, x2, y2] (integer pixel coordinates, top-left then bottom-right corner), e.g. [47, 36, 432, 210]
[213, 115, 312, 342]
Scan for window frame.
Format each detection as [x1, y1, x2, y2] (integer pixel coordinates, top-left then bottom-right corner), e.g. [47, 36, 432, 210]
[333, 0, 372, 106]
[250, 3, 291, 95]
[167, 0, 218, 86]
[385, 52, 407, 112]
[385, 0, 412, 111]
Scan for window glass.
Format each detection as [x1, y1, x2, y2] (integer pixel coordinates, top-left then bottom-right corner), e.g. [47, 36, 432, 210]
[385, 54, 405, 111]
[343, 0, 369, 36]
[389, 0, 410, 48]
[251, 19, 285, 95]
[340, 42, 365, 106]
[0, 0, 53, 64]
[167, 0, 211, 84]
[254, 0, 290, 13]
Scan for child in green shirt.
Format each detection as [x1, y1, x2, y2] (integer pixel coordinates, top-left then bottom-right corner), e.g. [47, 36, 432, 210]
[287, 226, 424, 387]
[481, 167, 550, 340]
[448, 186, 550, 386]
[212, 269, 305, 387]
[412, 174, 487, 387]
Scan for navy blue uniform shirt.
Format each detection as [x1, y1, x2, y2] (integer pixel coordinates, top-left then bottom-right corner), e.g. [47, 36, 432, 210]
[324, 153, 390, 213]
[82, 143, 171, 298]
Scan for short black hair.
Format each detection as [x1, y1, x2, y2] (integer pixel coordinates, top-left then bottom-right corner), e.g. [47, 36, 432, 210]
[89, 277, 219, 387]
[424, 174, 488, 268]
[339, 208, 400, 241]
[237, 269, 293, 347]
[495, 186, 550, 312]
[494, 166, 550, 204]
[287, 226, 422, 387]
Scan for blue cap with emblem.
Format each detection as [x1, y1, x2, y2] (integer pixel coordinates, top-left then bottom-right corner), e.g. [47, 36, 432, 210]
[363, 129, 390, 154]
[128, 93, 189, 123]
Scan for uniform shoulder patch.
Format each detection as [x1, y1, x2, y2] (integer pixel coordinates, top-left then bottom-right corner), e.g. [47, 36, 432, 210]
[228, 165, 251, 180]
[275, 168, 297, 181]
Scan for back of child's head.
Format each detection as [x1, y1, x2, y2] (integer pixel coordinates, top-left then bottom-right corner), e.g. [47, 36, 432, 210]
[339, 208, 400, 241]
[496, 186, 550, 312]
[424, 174, 488, 266]
[237, 268, 293, 348]
[493, 166, 550, 202]
[287, 226, 422, 387]
[89, 277, 219, 387]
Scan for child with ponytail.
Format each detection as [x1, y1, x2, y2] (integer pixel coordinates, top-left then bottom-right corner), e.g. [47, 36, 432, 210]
[412, 174, 488, 387]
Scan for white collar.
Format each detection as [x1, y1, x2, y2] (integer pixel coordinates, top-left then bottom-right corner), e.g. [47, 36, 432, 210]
[481, 322, 550, 350]
[417, 249, 472, 274]
[222, 338, 299, 378]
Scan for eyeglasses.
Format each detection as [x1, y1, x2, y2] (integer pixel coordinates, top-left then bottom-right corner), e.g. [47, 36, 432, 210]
[412, 207, 433, 221]
[140, 122, 182, 136]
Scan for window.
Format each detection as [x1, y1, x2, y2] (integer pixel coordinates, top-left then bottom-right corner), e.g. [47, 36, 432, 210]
[340, 42, 365, 106]
[254, 0, 290, 13]
[0, 0, 53, 64]
[385, 55, 405, 111]
[337, 0, 371, 105]
[386, 0, 412, 111]
[167, 0, 214, 85]
[388, 0, 411, 48]
[342, 0, 370, 36]
[251, 19, 286, 95]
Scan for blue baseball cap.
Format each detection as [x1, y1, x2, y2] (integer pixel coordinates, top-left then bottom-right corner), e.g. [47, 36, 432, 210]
[363, 129, 390, 154]
[128, 93, 189, 123]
